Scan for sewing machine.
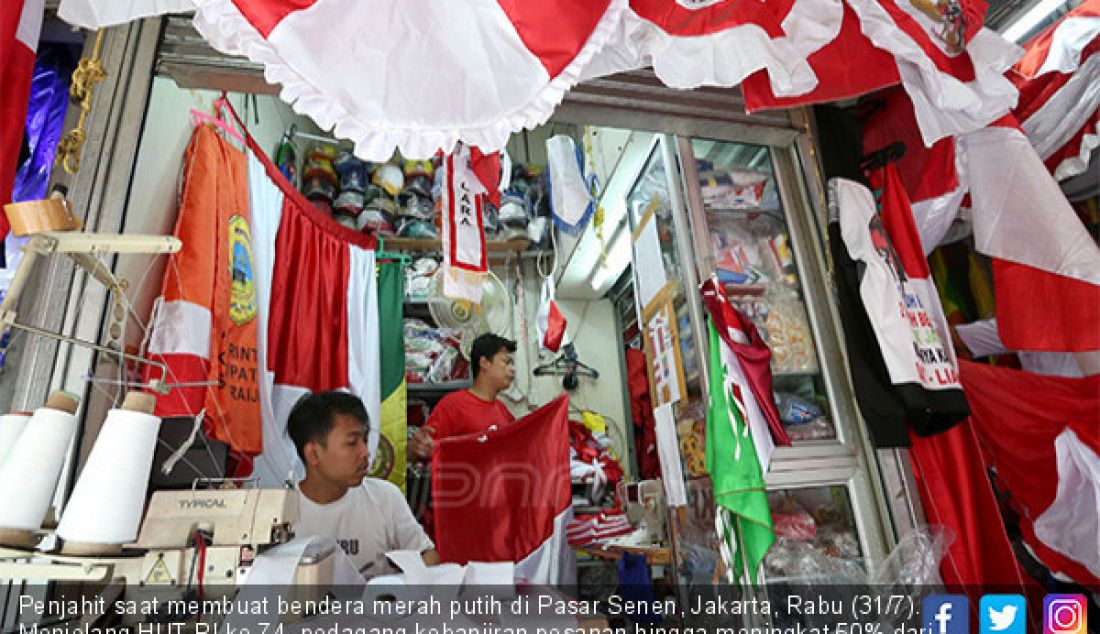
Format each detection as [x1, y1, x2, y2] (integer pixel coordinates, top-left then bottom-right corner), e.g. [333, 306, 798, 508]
[0, 486, 332, 587]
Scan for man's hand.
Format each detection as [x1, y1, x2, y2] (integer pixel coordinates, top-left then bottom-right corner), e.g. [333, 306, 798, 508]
[409, 425, 436, 462]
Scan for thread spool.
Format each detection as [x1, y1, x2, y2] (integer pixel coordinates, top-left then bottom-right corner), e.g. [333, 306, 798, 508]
[0, 391, 80, 549]
[58, 391, 161, 555]
[0, 412, 32, 468]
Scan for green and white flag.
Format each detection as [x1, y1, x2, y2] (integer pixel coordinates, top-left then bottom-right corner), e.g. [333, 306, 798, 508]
[706, 321, 775, 586]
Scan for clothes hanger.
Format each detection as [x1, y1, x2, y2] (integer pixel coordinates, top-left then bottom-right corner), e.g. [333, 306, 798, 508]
[533, 342, 599, 390]
[859, 141, 906, 173]
[189, 96, 246, 146]
[374, 236, 413, 267]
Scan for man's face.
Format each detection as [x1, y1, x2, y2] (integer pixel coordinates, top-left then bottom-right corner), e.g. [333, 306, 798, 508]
[307, 413, 372, 489]
[480, 348, 515, 391]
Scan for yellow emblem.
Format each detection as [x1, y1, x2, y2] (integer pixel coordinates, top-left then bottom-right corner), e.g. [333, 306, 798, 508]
[228, 215, 257, 326]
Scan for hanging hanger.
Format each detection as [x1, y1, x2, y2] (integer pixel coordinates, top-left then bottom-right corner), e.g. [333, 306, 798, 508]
[375, 235, 413, 267]
[533, 342, 599, 391]
[189, 96, 245, 146]
[859, 141, 906, 173]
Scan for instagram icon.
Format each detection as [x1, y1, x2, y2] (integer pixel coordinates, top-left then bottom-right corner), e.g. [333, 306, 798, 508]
[1044, 595, 1087, 634]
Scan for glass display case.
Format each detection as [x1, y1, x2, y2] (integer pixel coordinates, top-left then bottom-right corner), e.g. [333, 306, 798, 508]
[624, 132, 893, 594]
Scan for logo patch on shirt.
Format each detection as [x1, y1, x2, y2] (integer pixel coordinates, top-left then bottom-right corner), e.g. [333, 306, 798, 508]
[337, 538, 360, 556]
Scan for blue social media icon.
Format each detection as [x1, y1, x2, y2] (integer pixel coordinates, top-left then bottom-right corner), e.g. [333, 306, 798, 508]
[924, 595, 970, 634]
[981, 595, 1026, 634]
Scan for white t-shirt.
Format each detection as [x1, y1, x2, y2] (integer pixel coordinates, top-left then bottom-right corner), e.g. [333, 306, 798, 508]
[295, 478, 433, 579]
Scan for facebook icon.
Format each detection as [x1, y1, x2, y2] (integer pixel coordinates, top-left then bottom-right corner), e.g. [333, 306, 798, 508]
[924, 595, 970, 634]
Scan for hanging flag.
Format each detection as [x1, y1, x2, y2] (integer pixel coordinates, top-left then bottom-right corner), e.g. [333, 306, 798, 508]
[705, 321, 774, 586]
[432, 395, 573, 585]
[536, 275, 569, 353]
[1010, 0, 1100, 181]
[583, 0, 843, 100]
[700, 278, 790, 452]
[59, 0, 624, 162]
[243, 125, 382, 487]
[441, 143, 488, 303]
[145, 124, 262, 472]
[907, 424, 1028, 588]
[828, 177, 969, 445]
[963, 360, 1100, 586]
[962, 125, 1100, 351]
[369, 262, 407, 492]
[546, 134, 595, 236]
[0, 0, 44, 241]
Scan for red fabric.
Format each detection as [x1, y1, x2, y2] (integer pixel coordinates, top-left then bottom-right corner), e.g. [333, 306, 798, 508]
[629, 0, 794, 38]
[469, 147, 502, 208]
[875, 0, 980, 81]
[496, 0, 611, 77]
[1011, 39, 1100, 122]
[870, 164, 933, 277]
[1012, 0, 1100, 79]
[228, 0, 319, 38]
[267, 197, 352, 391]
[993, 259, 1100, 352]
[1042, 108, 1100, 175]
[543, 299, 567, 352]
[700, 278, 791, 446]
[432, 395, 571, 565]
[743, 4, 900, 111]
[425, 388, 515, 439]
[626, 347, 660, 479]
[908, 422, 1027, 588]
[0, 0, 38, 239]
[962, 360, 1100, 585]
[861, 86, 959, 204]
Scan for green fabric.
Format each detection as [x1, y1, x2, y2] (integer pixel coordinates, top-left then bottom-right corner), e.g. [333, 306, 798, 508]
[706, 321, 775, 585]
[370, 262, 407, 491]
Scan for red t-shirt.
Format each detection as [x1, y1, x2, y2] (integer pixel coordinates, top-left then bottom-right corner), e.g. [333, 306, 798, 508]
[426, 389, 515, 439]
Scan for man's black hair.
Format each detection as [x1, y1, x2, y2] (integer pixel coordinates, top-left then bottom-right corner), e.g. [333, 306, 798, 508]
[286, 391, 369, 463]
[470, 333, 516, 379]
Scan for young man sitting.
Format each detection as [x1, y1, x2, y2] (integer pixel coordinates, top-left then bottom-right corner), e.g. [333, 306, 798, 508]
[288, 391, 439, 580]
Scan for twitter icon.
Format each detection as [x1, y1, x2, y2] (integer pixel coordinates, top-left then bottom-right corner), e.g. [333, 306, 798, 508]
[981, 595, 1026, 634]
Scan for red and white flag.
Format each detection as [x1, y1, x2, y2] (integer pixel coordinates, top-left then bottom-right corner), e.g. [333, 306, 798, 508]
[962, 125, 1100, 351]
[1011, 0, 1100, 181]
[441, 143, 488, 303]
[0, 0, 43, 238]
[245, 129, 382, 486]
[432, 395, 574, 585]
[536, 276, 569, 353]
[963, 360, 1100, 586]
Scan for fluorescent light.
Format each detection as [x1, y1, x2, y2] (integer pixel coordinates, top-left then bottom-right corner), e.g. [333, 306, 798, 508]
[1002, 0, 1065, 42]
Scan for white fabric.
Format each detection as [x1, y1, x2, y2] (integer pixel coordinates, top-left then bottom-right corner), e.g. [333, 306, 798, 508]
[347, 246, 381, 460]
[247, 154, 299, 487]
[843, 0, 1022, 146]
[1033, 16, 1100, 77]
[1021, 54, 1100, 162]
[955, 318, 1084, 377]
[16, 0, 44, 51]
[546, 135, 592, 227]
[911, 138, 968, 254]
[513, 507, 576, 586]
[717, 326, 775, 472]
[583, 0, 842, 99]
[1034, 429, 1100, 579]
[57, 0, 193, 29]
[296, 479, 434, 581]
[1053, 119, 1100, 182]
[962, 126, 1100, 285]
[147, 300, 212, 358]
[832, 178, 961, 391]
[191, 0, 626, 161]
